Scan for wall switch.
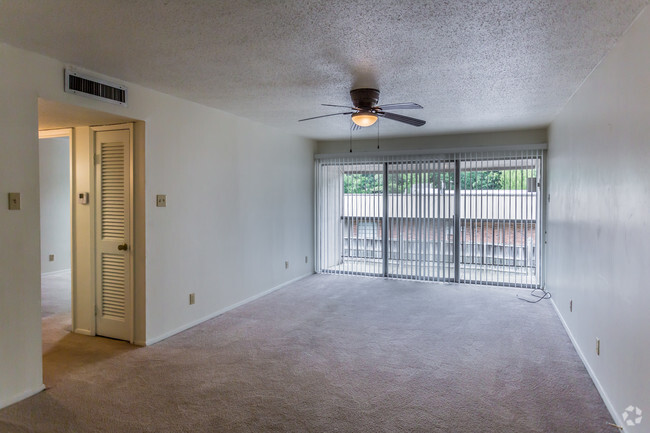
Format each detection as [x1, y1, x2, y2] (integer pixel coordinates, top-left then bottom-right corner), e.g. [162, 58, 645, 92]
[285, 261, 289, 269]
[569, 300, 572, 312]
[189, 293, 195, 305]
[156, 194, 167, 207]
[8, 192, 20, 210]
[305, 256, 308, 264]
[596, 338, 600, 356]
[49, 254, 55, 262]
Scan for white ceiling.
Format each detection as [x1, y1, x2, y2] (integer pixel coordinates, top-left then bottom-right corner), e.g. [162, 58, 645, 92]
[1, 1, 647, 140]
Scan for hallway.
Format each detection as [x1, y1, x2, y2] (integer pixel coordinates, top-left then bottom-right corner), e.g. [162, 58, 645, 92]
[41, 270, 134, 387]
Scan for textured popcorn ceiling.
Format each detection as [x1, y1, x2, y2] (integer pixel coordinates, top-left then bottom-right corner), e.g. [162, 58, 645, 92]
[0, 1, 647, 140]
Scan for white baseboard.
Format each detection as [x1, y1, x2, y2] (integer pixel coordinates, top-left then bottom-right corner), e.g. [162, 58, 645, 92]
[145, 272, 314, 346]
[73, 328, 92, 336]
[41, 268, 71, 277]
[550, 299, 627, 432]
[0, 384, 46, 410]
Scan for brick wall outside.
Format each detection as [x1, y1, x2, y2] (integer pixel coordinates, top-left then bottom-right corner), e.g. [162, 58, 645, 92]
[346, 218, 536, 247]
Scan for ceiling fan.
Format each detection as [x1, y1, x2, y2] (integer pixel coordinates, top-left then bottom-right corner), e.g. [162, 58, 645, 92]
[299, 88, 426, 129]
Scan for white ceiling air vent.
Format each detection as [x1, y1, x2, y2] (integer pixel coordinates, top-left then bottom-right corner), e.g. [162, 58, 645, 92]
[64, 69, 127, 106]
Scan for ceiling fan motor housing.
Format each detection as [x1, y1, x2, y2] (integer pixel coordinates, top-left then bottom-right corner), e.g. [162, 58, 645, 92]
[351, 88, 380, 110]
[298, 88, 425, 127]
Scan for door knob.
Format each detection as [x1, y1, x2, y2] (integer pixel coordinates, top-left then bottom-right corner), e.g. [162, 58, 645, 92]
[118, 243, 128, 251]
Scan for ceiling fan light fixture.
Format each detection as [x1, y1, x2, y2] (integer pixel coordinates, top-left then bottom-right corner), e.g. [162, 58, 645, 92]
[351, 112, 378, 127]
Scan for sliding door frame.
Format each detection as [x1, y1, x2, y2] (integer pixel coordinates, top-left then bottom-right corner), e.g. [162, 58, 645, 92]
[382, 162, 389, 277]
[315, 145, 547, 289]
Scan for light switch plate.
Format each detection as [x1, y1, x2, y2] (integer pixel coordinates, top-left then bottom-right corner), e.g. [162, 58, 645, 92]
[156, 194, 167, 207]
[8, 192, 21, 210]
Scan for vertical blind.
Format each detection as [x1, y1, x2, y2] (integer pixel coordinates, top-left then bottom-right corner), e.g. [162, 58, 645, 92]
[315, 148, 544, 288]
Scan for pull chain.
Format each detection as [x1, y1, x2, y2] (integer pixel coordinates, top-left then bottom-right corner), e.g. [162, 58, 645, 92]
[349, 120, 353, 153]
[377, 118, 380, 150]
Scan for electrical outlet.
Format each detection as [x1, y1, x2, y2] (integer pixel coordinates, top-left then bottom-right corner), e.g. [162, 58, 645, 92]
[285, 261, 289, 269]
[8, 192, 20, 210]
[49, 254, 54, 262]
[156, 194, 167, 207]
[189, 293, 195, 305]
[569, 300, 572, 312]
[596, 338, 600, 356]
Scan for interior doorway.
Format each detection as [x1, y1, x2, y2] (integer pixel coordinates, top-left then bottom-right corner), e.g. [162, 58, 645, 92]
[38, 125, 135, 341]
[38, 130, 73, 332]
[38, 98, 144, 386]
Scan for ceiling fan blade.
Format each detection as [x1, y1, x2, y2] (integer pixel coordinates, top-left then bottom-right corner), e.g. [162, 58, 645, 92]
[377, 111, 426, 127]
[376, 102, 423, 110]
[322, 103, 357, 109]
[298, 111, 354, 122]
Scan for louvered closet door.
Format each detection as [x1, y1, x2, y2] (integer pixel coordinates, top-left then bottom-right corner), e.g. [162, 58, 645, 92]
[95, 129, 132, 341]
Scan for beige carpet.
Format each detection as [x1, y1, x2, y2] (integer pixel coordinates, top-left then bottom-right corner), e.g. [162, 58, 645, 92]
[0, 274, 615, 432]
[41, 270, 72, 318]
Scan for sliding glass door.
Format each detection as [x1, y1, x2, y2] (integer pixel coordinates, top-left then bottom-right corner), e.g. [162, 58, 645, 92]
[385, 158, 456, 281]
[315, 149, 544, 288]
[456, 152, 542, 287]
[317, 161, 384, 276]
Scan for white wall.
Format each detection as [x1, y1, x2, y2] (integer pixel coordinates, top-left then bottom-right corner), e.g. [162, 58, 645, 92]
[144, 102, 315, 343]
[0, 42, 315, 408]
[547, 7, 650, 432]
[39, 136, 71, 274]
[0, 44, 44, 409]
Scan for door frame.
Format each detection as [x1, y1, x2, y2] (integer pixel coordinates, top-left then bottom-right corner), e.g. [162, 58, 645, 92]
[38, 128, 76, 329]
[91, 123, 135, 343]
